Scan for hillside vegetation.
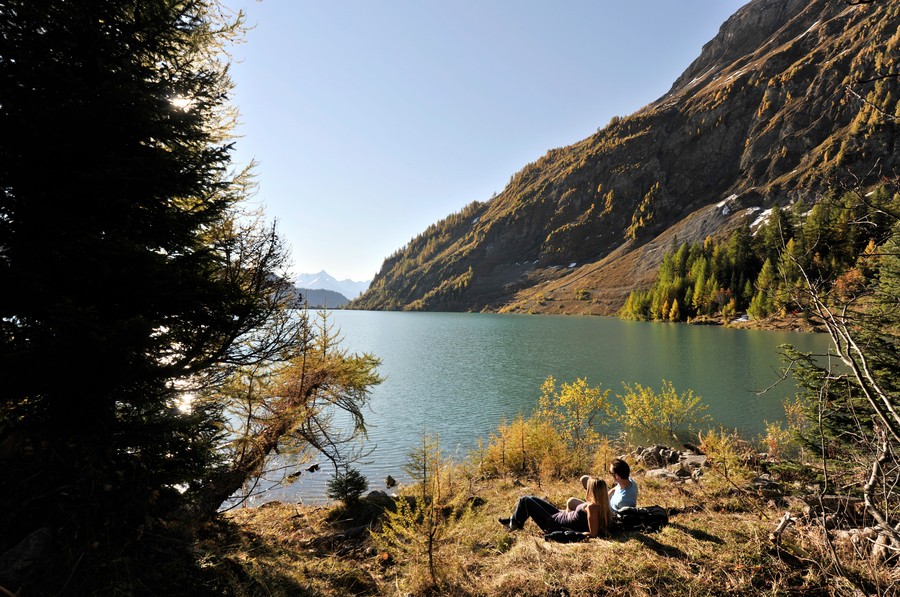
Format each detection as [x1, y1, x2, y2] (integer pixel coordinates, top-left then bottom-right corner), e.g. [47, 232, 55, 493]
[352, 0, 900, 316]
[296, 287, 351, 308]
[620, 184, 899, 324]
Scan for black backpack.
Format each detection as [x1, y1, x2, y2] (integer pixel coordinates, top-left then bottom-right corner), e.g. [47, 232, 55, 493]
[612, 505, 669, 533]
[543, 530, 587, 543]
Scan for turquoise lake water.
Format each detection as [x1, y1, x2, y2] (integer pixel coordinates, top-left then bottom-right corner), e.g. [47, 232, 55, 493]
[247, 310, 831, 505]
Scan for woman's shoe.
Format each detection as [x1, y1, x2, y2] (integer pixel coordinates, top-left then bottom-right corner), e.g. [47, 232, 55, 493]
[498, 517, 511, 527]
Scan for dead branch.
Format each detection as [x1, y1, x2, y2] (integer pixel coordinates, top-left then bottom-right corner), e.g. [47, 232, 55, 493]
[863, 431, 900, 544]
[770, 511, 796, 544]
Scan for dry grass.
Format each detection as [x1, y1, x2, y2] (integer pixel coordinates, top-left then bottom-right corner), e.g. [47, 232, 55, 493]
[186, 465, 897, 597]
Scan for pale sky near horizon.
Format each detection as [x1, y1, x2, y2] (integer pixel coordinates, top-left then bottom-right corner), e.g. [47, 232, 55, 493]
[224, 1, 748, 282]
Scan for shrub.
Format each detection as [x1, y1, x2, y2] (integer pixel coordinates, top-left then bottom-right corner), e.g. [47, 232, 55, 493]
[760, 420, 798, 461]
[371, 492, 441, 593]
[479, 377, 615, 480]
[616, 379, 710, 441]
[326, 467, 369, 504]
[373, 432, 451, 593]
[480, 415, 573, 479]
[536, 376, 614, 450]
[699, 428, 756, 490]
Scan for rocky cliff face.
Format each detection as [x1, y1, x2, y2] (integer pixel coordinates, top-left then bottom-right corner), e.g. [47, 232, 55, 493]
[353, 0, 899, 314]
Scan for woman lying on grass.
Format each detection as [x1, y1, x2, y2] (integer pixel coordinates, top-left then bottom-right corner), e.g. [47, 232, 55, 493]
[499, 475, 612, 538]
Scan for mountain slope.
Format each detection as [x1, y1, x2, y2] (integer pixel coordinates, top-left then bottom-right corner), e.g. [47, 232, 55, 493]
[353, 0, 899, 314]
[296, 288, 350, 308]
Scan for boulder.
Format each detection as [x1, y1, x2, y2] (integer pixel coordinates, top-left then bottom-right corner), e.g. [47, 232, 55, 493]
[749, 476, 783, 498]
[679, 454, 709, 469]
[364, 490, 395, 510]
[639, 451, 665, 468]
[638, 445, 669, 468]
[662, 448, 681, 464]
[872, 529, 899, 563]
[467, 496, 486, 509]
[682, 442, 703, 455]
[646, 468, 681, 482]
[850, 527, 878, 550]
[0, 527, 53, 589]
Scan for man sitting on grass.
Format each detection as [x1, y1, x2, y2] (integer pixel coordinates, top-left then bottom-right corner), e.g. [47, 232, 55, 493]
[607, 458, 637, 511]
[567, 458, 638, 514]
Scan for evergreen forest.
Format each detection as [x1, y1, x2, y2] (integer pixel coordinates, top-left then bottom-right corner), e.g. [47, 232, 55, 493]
[620, 186, 900, 323]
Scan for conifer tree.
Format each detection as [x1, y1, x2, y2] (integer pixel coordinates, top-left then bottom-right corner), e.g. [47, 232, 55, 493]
[748, 258, 777, 319]
[669, 298, 681, 322]
[691, 258, 709, 313]
[0, 2, 382, 591]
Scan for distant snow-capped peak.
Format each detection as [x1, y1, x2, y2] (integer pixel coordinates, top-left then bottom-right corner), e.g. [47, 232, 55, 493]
[294, 270, 370, 299]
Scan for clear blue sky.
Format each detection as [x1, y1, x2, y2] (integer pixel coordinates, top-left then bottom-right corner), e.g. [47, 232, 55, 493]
[224, 0, 748, 282]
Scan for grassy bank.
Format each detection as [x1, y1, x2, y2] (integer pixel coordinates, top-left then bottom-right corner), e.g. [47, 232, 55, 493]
[186, 459, 890, 596]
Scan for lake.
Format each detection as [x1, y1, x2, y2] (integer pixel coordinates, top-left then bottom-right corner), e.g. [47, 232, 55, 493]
[250, 310, 831, 505]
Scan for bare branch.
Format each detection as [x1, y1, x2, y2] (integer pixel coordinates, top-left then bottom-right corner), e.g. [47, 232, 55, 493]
[790, 252, 900, 444]
[770, 511, 796, 543]
[863, 431, 900, 543]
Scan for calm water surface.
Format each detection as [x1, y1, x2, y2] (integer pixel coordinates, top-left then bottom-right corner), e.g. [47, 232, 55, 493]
[254, 310, 831, 504]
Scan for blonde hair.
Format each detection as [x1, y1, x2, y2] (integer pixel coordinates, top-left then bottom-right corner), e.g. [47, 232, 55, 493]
[585, 476, 612, 533]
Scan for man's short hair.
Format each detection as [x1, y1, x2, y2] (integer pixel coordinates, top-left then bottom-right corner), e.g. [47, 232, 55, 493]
[610, 458, 630, 479]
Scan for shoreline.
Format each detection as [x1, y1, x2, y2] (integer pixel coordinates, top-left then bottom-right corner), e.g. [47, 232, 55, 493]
[344, 304, 824, 334]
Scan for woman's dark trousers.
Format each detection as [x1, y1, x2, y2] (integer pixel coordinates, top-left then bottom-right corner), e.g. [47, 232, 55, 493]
[510, 496, 565, 532]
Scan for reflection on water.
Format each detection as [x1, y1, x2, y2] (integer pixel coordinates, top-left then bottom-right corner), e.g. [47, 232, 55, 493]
[248, 311, 830, 505]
